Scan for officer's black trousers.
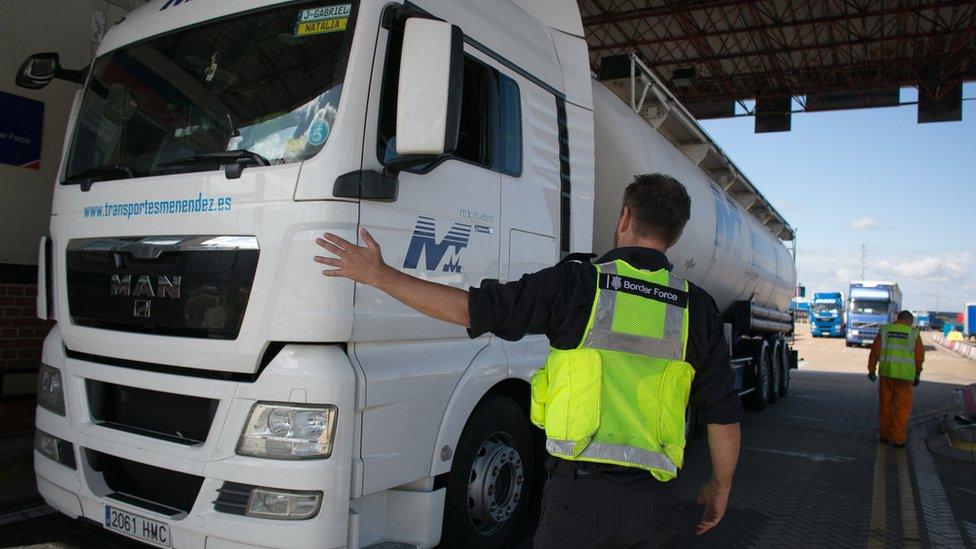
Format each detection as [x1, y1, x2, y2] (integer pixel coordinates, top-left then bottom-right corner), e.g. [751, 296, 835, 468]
[533, 458, 686, 549]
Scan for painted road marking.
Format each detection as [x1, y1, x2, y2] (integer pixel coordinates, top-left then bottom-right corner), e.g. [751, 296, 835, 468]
[868, 444, 887, 548]
[896, 450, 921, 547]
[743, 447, 855, 462]
[780, 414, 863, 426]
[910, 436, 964, 546]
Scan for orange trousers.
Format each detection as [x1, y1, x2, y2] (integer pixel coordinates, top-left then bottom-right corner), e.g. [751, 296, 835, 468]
[878, 376, 914, 445]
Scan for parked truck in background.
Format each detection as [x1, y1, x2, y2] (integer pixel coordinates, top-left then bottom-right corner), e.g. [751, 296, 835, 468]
[811, 292, 845, 337]
[912, 310, 931, 330]
[846, 281, 902, 347]
[931, 310, 959, 332]
[19, 1, 798, 547]
[790, 297, 811, 322]
[965, 304, 976, 338]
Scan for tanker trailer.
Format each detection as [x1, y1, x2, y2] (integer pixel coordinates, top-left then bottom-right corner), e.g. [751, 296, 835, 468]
[591, 58, 797, 412]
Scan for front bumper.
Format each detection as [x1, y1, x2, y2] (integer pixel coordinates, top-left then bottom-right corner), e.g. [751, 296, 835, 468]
[812, 322, 843, 337]
[35, 327, 355, 549]
[846, 330, 877, 345]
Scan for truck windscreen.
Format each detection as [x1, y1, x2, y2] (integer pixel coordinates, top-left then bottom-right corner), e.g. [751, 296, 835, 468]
[812, 304, 840, 314]
[63, 1, 358, 184]
[851, 300, 888, 314]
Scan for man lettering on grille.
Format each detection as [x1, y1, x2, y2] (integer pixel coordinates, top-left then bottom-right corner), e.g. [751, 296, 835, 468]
[868, 310, 925, 447]
[314, 173, 742, 547]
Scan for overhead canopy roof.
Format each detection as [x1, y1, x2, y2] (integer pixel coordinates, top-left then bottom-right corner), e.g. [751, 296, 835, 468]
[581, 0, 976, 130]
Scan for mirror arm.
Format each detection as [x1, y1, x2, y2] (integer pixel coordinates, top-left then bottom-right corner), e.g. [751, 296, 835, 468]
[55, 65, 89, 85]
[383, 154, 439, 176]
[334, 169, 400, 201]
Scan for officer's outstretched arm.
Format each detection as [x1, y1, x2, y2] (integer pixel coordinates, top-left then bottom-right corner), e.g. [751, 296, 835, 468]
[696, 422, 740, 535]
[314, 229, 471, 327]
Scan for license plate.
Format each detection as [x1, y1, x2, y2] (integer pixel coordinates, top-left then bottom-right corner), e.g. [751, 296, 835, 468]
[104, 505, 171, 547]
[864, 340, 874, 346]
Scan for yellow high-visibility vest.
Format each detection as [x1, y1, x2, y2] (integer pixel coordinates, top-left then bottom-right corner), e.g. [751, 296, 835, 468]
[879, 323, 918, 381]
[530, 259, 693, 481]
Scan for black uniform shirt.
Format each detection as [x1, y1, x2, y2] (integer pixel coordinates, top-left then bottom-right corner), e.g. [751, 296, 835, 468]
[467, 246, 743, 427]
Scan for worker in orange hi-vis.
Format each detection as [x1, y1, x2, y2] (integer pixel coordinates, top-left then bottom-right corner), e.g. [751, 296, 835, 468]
[867, 310, 925, 447]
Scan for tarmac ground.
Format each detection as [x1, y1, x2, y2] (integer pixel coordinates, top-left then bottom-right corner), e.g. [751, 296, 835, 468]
[0, 330, 974, 548]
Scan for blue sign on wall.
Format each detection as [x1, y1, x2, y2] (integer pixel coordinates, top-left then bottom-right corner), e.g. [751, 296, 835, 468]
[0, 91, 44, 170]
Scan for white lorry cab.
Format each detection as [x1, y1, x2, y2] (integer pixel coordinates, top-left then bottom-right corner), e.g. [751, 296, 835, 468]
[19, 0, 797, 547]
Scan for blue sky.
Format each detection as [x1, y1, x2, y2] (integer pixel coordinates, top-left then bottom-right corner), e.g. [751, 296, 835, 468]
[700, 84, 976, 312]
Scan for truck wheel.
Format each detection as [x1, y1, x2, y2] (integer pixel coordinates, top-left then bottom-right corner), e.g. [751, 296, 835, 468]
[441, 395, 535, 549]
[778, 341, 791, 397]
[768, 340, 782, 404]
[744, 342, 771, 411]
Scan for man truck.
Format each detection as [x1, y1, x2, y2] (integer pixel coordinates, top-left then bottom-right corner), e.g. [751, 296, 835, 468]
[810, 292, 845, 337]
[19, 0, 797, 547]
[846, 281, 902, 347]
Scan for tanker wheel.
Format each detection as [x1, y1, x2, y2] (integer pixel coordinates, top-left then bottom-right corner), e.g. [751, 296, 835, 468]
[441, 395, 535, 549]
[744, 342, 771, 411]
[778, 341, 791, 397]
[768, 340, 782, 404]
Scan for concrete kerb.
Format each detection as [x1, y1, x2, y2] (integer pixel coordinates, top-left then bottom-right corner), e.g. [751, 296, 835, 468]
[908, 409, 966, 547]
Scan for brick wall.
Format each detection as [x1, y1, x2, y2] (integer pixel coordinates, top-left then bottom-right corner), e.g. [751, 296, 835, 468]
[0, 276, 54, 435]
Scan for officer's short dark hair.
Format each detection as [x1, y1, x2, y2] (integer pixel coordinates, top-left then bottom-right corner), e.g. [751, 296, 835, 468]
[622, 173, 691, 246]
[897, 310, 914, 323]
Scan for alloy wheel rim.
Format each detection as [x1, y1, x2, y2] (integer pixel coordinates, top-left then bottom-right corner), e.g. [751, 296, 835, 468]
[467, 431, 525, 535]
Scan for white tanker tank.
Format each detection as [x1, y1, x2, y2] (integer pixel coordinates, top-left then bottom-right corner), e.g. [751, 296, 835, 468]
[589, 81, 796, 320]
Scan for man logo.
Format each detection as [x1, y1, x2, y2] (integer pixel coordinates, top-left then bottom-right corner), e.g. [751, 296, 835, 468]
[133, 300, 152, 318]
[611, 276, 622, 291]
[403, 216, 472, 273]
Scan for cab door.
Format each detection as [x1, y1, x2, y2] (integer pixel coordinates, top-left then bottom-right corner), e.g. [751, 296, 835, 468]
[351, 12, 506, 493]
[354, 20, 502, 341]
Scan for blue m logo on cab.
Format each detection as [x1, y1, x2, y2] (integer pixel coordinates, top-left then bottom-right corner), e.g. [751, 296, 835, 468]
[403, 216, 472, 273]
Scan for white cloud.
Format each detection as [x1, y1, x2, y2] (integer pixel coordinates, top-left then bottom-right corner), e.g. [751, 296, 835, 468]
[849, 217, 880, 230]
[796, 248, 976, 311]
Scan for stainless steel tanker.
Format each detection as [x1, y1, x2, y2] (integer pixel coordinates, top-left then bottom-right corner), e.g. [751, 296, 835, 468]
[592, 82, 796, 315]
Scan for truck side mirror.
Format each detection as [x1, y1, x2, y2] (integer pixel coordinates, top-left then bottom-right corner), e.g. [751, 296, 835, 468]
[391, 18, 463, 169]
[16, 52, 88, 90]
[16, 53, 60, 89]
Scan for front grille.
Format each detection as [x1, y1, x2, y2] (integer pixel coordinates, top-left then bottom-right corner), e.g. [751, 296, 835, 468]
[86, 449, 203, 516]
[86, 380, 218, 445]
[66, 236, 259, 340]
[214, 482, 256, 516]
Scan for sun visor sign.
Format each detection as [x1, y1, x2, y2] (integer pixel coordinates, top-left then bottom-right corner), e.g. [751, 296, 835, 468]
[295, 4, 351, 37]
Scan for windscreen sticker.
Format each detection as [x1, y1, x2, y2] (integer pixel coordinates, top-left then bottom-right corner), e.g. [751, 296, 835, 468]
[307, 121, 330, 146]
[295, 4, 351, 37]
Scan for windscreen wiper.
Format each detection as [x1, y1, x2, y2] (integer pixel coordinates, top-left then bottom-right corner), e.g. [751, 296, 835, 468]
[64, 164, 135, 192]
[158, 150, 269, 179]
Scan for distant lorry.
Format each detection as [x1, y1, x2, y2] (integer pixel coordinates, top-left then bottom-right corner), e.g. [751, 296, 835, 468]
[790, 298, 811, 322]
[931, 311, 960, 331]
[19, 1, 797, 547]
[912, 311, 931, 330]
[811, 292, 845, 337]
[846, 281, 902, 347]
[966, 304, 976, 338]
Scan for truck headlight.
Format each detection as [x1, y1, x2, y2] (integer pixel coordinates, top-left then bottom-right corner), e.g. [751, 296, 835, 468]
[37, 364, 65, 416]
[246, 488, 322, 520]
[35, 429, 76, 469]
[237, 403, 337, 459]
[850, 329, 859, 336]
